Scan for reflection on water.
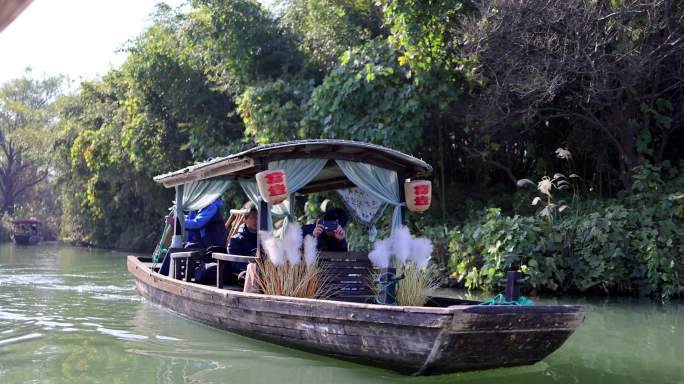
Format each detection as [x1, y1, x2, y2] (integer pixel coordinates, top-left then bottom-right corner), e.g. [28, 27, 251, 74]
[0, 244, 682, 383]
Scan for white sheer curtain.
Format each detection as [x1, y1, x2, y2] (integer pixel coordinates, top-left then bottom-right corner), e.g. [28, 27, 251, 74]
[238, 180, 274, 231]
[239, 158, 327, 232]
[179, 179, 232, 211]
[268, 159, 327, 227]
[335, 160, 403, 232]
[337, 187, 387, 241]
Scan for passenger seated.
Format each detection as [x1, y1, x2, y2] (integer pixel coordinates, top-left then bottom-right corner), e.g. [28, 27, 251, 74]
[160, 198, 227, 278]
[228, 202, 258, 257]
[193, 202, 258, 285]
[302, 207, 348, 252]
[224, 202, 258, 284]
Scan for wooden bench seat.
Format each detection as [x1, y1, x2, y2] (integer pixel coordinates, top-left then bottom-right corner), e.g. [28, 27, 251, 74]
[170, 250, 207, 282]
[211, 253, 257, 289]
[318, 251, 375, 303]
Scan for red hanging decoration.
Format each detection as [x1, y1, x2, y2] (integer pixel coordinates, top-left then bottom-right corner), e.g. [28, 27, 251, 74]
[404, 180, 432, 213]
[256, 169, 289, 204]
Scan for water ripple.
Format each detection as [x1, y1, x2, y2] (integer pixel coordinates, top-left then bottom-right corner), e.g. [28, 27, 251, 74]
[0, 332, 43, 347]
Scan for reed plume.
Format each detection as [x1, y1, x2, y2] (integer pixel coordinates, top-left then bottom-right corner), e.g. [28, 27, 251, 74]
[368, 226, 438, 306]
[256, 226, 329, 299]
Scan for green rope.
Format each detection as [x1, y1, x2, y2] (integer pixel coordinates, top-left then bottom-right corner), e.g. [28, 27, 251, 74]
[374, 272, 401, 305]
[152, 222, 170, 268]
[478, 293, 534, 306]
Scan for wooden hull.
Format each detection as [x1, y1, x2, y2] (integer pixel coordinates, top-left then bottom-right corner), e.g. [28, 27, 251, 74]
[11, 234, 39, 245]
[127, 256, 585, 375]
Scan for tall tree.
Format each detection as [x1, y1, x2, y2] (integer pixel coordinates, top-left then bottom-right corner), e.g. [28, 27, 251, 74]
[461, 0, 684, 186]
[0, 74, 62, 214]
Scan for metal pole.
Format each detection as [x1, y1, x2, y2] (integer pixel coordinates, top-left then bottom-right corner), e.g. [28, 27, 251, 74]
[170, 184, 185, 248]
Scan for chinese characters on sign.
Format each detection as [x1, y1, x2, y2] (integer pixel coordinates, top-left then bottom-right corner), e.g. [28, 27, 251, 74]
[405, 180, 431, 213]
[256, 169, 289, 204]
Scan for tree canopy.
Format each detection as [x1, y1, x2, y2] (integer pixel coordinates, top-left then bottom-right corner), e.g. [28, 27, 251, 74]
[3, 0, 682, 296]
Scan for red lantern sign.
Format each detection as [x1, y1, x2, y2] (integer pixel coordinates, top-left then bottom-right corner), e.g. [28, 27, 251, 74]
[256, 169, 289, 204]
[404, 180, 432, 213]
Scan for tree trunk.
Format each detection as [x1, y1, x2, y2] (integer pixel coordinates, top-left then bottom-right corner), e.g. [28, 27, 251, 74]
[612, 104, 640, 189]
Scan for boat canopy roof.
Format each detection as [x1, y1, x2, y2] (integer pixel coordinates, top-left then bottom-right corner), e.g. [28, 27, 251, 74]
[154, 140, 432, 189]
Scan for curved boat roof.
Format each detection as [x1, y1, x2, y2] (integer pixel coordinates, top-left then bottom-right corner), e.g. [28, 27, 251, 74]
[154, 140, 432, 188]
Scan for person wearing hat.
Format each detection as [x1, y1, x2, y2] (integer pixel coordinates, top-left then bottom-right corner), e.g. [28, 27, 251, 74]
[302, 207, 348, 252]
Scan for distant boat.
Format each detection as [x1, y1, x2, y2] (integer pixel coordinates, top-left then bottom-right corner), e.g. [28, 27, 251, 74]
[11, 219, 43, 245]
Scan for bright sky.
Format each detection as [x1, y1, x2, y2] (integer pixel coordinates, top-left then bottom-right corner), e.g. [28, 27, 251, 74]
[0, 0, 275, 85]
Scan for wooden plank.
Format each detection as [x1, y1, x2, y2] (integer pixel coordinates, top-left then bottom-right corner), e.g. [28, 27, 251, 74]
[320, 260, 371, 268]
[298, 177, 356, 195]
[212, 253, 256, 263]
[318, 251, 369, 260]
[156, 157, 255, 188]
[170, 251, 204, 259]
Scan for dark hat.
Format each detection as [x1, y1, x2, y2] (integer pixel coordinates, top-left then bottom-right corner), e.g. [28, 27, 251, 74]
[323, 207, 348, 228]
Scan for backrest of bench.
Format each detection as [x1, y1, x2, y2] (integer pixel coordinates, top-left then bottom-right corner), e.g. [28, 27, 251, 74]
[318, 251, 375, 303]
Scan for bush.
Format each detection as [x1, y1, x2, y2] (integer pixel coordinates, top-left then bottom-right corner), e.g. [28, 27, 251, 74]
[448, 208, 562, 291]
[447, 161, 684, 300]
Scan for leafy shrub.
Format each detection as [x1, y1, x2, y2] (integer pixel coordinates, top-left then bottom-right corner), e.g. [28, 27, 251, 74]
[448, 208, 562, 291]
[447, 161, 684, 300]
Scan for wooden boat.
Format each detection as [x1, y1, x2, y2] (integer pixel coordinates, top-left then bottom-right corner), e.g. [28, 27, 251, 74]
[129, 140, 585, 375]
[128, 255, 584, 375]
[11, 219, 42, 245]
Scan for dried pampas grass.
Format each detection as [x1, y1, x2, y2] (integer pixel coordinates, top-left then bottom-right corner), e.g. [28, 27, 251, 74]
[391, 226, 412, 264]
[369, 238, 392, 268]
[368, 227, 438, 306]
[395, 262, 440, 307]
[255, 230, 328, 299]
[259, 230, 284, 266]
[303, 235, 318, 267]
[282, 222, 303, 265]
[409, 237, 433, 269]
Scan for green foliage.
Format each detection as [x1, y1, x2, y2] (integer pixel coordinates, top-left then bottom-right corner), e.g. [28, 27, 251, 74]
[281, 0, 386, 73]
[447, 162, 684, 299]
[237, 79, 313, 144]
[0, 73, 63, 214]
[4, 0, 679, 308]
[382, 0, 474, 78]
[192, 0, 301, 93]
[448, 208, 560, 291]
[302, 40, 428, 152]
[54, 80, 173, 250]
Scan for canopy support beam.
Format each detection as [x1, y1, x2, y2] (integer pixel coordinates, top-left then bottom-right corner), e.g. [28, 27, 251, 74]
[170, 184, 185, 248]
[257, 198, 269, 258]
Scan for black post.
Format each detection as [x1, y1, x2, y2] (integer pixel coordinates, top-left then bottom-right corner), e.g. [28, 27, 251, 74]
[257, 199, 269, 257]
[505, 271, 523, 302]
[398, 172, 407, 226]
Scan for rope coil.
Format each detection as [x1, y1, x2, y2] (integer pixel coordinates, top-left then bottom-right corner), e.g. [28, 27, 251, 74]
[152, 222, 170, 268]
[374, 271, 404, 305]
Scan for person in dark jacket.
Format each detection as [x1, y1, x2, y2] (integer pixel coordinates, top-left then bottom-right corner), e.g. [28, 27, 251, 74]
[160, 198, 226, 278]
[221, 201, 259, 284]
[302, 207, 348, 252]
[228, 202, 258, 257]
[183, 198, 227, 248]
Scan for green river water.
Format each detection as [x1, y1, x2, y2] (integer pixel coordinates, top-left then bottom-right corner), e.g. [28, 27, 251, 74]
[0, 244, 682, 384]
